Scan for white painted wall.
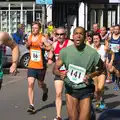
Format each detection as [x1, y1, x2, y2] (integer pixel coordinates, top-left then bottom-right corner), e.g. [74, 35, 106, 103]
[117, 4, 120, 24]
[78, 2, 88, 30]
[78, 2, 85, 27]
[46, 5, 52, 23]
[70, 16, 77, 39]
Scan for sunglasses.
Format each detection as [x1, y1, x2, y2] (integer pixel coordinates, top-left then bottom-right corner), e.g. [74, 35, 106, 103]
[56, 33, 65, 36]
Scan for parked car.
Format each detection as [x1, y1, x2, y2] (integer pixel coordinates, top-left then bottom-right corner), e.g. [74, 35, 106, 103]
[4, 45, 30, 68]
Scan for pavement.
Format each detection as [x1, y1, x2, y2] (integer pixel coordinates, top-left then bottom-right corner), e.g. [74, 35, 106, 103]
[0, 67, 120, 120]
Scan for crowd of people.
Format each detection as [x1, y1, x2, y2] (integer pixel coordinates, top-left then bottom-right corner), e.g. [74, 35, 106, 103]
[0, 21, 120, 120]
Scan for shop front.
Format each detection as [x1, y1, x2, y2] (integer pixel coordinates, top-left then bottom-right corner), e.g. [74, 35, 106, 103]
[53, 0, 120, 32]
[0, 1, 42, 34]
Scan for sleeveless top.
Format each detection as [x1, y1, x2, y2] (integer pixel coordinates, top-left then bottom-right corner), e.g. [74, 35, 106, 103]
[92, 44, 106, 62]
[28, 34, 44, 69]
[54, 39, 69, 71]
[54, 39, 69, 60]
[109, 35, 120, 61]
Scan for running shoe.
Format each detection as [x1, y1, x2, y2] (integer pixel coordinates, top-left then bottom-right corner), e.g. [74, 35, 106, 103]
[95, 102, 100, 109]
[27, 105, 36, 113]
[114, 84, 119, 91]
[54, 117, 62, 120]
[106, 79, 113, 84]
[42, 88, 48, 101]
[99, 102, 106, 110]
[96, 102, 106, 112]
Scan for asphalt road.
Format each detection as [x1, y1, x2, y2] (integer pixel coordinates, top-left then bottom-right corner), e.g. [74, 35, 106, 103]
[0, 68, 120, 120]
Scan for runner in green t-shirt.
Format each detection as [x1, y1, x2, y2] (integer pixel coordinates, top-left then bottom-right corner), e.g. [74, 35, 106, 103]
[0, 32, 19, 89]
[53, 27, 106, 120]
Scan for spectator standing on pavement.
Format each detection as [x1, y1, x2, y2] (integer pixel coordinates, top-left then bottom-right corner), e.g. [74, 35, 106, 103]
[25, 21, 51, 113]
[53, 27, 106, 120]
[12, 24, 27, 44]
[0, 32, 20, 89]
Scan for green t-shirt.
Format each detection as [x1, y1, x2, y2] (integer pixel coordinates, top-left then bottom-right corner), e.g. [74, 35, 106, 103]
[59, 44, 100, 90]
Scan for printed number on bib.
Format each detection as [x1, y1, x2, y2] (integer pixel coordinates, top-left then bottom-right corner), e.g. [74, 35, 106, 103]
[110, 44, 120, 53]
[31, 50, 41, 62]
[67, 64, 86, 84]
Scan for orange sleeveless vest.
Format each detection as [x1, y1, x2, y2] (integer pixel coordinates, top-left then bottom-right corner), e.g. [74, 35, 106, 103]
[28, 34, 44, 69]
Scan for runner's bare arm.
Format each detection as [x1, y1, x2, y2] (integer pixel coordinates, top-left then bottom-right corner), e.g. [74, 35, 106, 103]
[104, 44, 114, 64]
[53, 57, 64, 76]
[25, 36, 31, 49]
[67, 40, 74, 47]
[3, 32, 20, 64]
[89, 58, 106, 79]
[48, 42, 56, 60]
[108, 50, 114, 64]
[42, 36, 51, 51]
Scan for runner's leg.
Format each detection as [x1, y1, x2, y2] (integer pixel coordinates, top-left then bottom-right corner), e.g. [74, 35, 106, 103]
[37, 69, 48, 101]
[66, 93, 79, 120]
[28, 77, 35, 105]
[79, 97, 91, 120]
[54, 80, 64, 118]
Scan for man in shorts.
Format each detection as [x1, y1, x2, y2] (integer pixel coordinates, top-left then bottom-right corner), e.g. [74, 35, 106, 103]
[26, 21, 51, 113]
[48, 27, 73, 120]
[53, 27, 106, 120]
[0, 32, 19, 89]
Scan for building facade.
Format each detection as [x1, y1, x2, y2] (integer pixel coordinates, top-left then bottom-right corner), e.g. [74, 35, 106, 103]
[0, 0, 52, 34]
[0, 0, 119, 35]
[53, 0, 120, 34]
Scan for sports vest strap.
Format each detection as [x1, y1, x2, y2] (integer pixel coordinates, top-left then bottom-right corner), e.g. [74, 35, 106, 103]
[54, 39, 69, 54]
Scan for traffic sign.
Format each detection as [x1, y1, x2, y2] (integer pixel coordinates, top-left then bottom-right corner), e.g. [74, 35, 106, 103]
[36, 0, 53, 4]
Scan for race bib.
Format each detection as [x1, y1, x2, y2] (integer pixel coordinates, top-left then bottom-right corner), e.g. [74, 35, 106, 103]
[55, 54, 59, 60]
[31, 49, 41, 62]
[60, 65, 66, 71]
[67, 64, 86, 84]
[110, 44, 120, 53]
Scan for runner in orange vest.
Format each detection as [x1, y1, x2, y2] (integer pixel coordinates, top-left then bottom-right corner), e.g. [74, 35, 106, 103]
[25, 21, 51, 113]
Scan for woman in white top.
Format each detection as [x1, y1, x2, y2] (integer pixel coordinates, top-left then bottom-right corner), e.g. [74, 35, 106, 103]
[92, 33, 114, 110]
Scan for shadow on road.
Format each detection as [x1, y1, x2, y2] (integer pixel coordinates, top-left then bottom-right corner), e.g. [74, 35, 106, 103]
[104, 86, 109, 91]
[106, 101, 120, 109]
[36, 100, 66, 113]
[104, 93, 118, 100]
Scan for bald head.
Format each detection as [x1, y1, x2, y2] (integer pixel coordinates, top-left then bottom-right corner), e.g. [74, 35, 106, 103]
[73, 27, 85, 34]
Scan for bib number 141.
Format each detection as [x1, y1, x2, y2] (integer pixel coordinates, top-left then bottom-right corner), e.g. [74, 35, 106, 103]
[67, 64, 86, 84]
[70, 70, 81, 79]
